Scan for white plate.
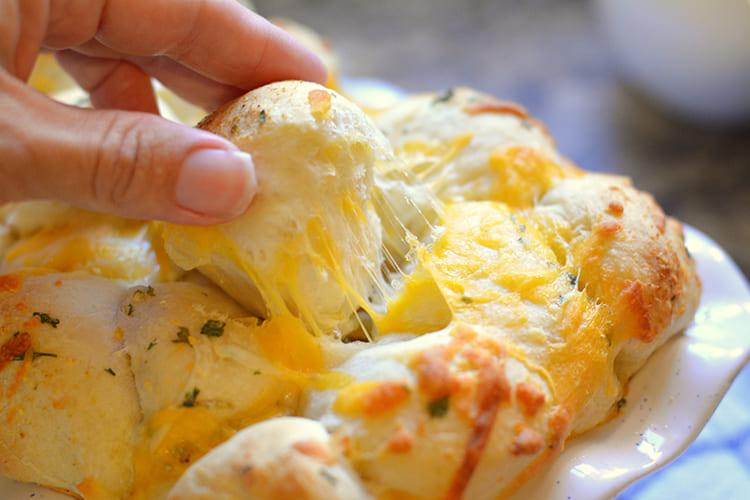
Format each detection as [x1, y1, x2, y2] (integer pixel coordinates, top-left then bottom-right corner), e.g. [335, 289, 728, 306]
[1, 228, 748, 499]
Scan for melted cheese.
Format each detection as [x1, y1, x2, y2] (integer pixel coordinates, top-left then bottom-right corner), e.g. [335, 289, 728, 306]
[129, 407, 235, 500]
[253, 316, 325, 373]
[3, 220, 178, 283]
[375, 265, 452, 336]
[413, 201, 617, 416]
[164, 193, 384, 339]
[397, 133, 474, 181]
[488, 146, 568, 209]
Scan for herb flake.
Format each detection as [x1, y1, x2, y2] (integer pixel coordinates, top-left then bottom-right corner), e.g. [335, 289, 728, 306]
[32, 351, 57, 361]
[33, 312, 60, 328]
[200, 320, 225, 338]
[133, 286, 155, 298]
[172, 327, 191, 344]
[182, 387, 200, 407]
[427, 396, 450, 418]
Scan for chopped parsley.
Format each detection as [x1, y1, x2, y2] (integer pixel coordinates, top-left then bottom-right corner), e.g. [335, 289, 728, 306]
[104, 368, 116, 376]
[126, 286, 155, 316]
[427, 396, 450, 418]
[13, 351, 57, 362]
[200, 319, 226, 337]
[146, 339, 158, 350]
[259, 109, 266, 124]
[133, 286, 155, 298]
[460, 296, 474, 304]
[182, 387, 200, 407]
[172, 327, 191, 344]
[32, 351, 57, 361]
[33, 312, 60, 328]
[616, 397, 627, 411]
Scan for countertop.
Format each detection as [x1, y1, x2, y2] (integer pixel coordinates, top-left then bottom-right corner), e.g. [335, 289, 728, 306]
[254, 0, 750, 498]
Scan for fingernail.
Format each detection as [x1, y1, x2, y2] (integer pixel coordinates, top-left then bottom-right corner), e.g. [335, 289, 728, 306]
[176, 149, 257, 219]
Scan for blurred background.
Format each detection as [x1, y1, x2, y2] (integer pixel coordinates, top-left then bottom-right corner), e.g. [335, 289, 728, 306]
[252, 0, 750, 499]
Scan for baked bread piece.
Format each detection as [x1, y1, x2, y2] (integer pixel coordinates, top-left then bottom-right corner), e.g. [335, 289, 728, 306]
[115, 281, 306, 500]
[167, 323, 564, 500]
[371, 87, 579, 210]
[167, 417, 370, 500]
[0, 271, 138, 500]
[370, 86, 578, 272]
[160, 84, 700, 500]
[0, 80, 701, 499]
[374, 87, 700, 434]
[0, 268, 316, 500]
[304, 322, 566, 500]
[162, 81, 392, 337]
[531, 174, 701, 432]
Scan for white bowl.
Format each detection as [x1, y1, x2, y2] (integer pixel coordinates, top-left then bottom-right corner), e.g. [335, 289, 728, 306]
[594, 0, 750, 125]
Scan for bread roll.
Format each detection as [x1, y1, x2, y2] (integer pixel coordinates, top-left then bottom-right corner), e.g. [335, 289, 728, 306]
[0, 270, 138, 500]
[303, 322, 566, 500]
[531, 174, 701, 431]
[372, 87, 579, 208]
[167, 417, 370, 500]
[115, 281, 305, 500]
[163, 81, 392, 337]
[369, 86, 578, 271]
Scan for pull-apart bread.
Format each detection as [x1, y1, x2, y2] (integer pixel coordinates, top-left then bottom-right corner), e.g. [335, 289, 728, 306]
[0, 81, 700, 500]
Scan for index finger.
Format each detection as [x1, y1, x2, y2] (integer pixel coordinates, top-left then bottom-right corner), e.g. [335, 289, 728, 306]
[46, 0, 327, 90]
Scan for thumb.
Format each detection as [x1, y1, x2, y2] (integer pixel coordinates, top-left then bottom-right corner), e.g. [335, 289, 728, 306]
[0, 71, 257, 225]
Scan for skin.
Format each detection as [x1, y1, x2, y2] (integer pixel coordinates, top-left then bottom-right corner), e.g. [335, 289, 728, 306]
[0, 0, 327, 224]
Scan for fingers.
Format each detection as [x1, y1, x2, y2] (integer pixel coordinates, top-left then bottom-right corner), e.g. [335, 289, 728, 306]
[125, 55, 247, 111]
[97, 0, 328, 88]
[0, 0, 324, 224]
[0, 70, 257, 225]
[0, 0, 47, 80]
[56, 50, 159, 113]
[44, 0, 327, 89]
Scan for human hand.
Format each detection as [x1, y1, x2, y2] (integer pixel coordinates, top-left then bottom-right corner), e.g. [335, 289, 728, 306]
[0, 0, 327, 224]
